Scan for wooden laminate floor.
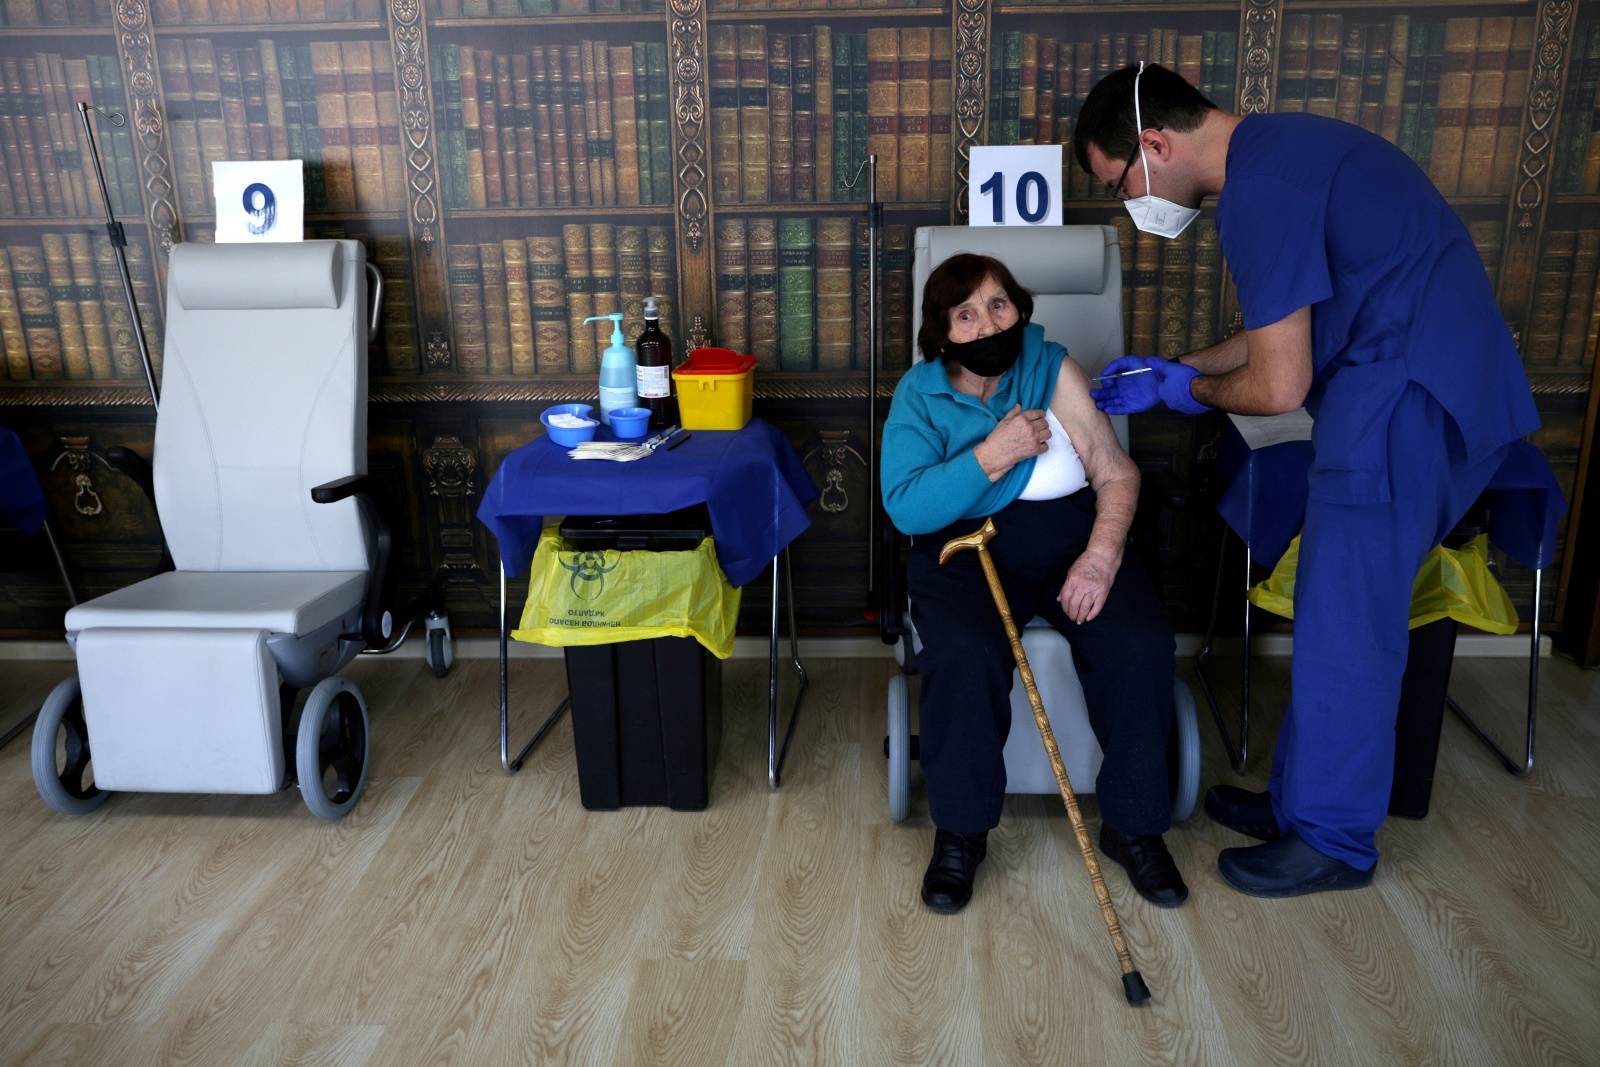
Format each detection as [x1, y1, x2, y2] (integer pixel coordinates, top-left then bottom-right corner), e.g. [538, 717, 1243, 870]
[1, 651, 1596, 1066]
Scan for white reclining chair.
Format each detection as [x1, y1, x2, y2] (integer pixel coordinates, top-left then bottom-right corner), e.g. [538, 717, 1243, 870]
[883, 224, 1200, 822]
[32, 239, 453, 819]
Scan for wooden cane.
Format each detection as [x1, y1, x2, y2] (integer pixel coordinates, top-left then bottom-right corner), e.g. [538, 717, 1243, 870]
[940, 517, 1152, 1007]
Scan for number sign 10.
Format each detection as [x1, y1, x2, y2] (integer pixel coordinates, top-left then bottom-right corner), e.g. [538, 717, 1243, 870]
[967, 145, 1063, 228]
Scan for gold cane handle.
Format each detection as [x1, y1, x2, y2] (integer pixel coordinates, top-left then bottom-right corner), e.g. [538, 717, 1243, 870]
[938, 516, 997, 566]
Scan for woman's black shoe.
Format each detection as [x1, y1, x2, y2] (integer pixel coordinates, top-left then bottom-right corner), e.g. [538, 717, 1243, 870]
[1098, 824, 1189, 908]
[921, 829, 989, 914]
[1203, 785, 1285, 841]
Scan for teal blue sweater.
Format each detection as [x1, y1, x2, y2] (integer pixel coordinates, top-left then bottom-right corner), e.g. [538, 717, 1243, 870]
[881, 323, 1068, 535]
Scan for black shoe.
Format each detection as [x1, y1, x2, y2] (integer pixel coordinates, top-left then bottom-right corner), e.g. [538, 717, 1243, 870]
[921, 829, 989, 914]
[1098, 824, 1189, 908]
[1204, 785, 1285, 841]
[1217, 832, 1375, 899]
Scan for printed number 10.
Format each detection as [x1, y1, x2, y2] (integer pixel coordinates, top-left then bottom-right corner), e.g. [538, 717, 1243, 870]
[978, 170, 1049, 224]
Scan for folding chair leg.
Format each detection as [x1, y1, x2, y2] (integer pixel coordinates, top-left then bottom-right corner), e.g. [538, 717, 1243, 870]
[1446, 569, 1539, 776]
[42, 519, 77, 606]
[500, 558, 568, 775]
[1195, 529, 1251, 774]
[768, 549, 808, 789]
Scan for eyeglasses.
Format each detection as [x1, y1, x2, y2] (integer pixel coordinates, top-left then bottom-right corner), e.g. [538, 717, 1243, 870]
[1106, 138, 1145, 201]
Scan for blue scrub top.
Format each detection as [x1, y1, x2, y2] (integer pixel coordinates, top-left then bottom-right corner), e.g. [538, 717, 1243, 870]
[1216, 113, 1539, 505]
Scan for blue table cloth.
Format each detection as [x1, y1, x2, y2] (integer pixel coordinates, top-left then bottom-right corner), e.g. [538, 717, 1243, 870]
[1215, 428, 1314, 572]
[0, 427, 46, 536]
[477, 418, 819, 587]
[1215, 423, 1566, 573]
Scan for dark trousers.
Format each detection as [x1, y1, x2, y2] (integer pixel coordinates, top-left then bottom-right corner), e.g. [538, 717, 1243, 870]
[908, 491, 1176, 837]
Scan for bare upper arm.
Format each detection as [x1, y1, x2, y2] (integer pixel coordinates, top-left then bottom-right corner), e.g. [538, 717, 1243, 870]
[1242, 305, 1315, 413]
[1050, 356, 1138, 489]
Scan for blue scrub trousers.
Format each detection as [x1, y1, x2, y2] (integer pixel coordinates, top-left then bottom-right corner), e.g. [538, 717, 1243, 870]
[1270, 383, 1509, 869]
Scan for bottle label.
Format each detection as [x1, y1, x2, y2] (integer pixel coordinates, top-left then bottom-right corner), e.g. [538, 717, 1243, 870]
[637, 364, 671, 399]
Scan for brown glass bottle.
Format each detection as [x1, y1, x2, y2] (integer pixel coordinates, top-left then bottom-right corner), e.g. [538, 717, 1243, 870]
[634, 296, 676, 430]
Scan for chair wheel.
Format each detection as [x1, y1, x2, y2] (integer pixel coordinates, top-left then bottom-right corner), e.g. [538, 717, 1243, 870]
[887, 674, 912, 822]
[31, 676, 109, 815]
[424, 612, 454, 679]
[1169, 680, 1202, 823]
[297, 676, 369, 819]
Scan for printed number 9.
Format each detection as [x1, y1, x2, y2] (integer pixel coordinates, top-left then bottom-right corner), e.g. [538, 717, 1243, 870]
[243, 183, 276, 236]
[978, 170, 1049, 224]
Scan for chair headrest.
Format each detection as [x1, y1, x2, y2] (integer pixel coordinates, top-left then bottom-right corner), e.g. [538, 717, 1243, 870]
[170, 240, 345, 311]
[917, 226, 1111, 296]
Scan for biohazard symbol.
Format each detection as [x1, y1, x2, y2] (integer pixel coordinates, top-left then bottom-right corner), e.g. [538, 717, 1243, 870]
[559, 550, 620, 601]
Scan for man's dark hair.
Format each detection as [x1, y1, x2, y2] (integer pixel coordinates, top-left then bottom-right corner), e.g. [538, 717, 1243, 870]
[917, 253, 1033, 361]
[1072, 63, 1218, 177]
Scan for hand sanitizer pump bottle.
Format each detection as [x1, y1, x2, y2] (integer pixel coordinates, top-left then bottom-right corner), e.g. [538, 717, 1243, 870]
[583, 312, 635, 426]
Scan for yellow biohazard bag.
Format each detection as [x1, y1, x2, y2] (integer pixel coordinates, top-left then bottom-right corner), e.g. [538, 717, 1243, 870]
[1247, 533, 1518, 634]
[512, 527, 741, 658]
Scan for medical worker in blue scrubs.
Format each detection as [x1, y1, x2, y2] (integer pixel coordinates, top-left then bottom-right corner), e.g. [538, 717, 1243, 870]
[1072, 62, 1540, 898]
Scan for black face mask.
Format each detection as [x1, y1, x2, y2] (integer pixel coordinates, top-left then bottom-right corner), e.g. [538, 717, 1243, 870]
[944, 318, 1026, 378]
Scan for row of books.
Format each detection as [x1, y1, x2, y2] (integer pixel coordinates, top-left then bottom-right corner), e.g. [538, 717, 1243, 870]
[1110, 217, 1221, 359]
[710, 25, 952, 206]
[149, 0, 380, 22]
[986, 28, 1237, 201]
[713, 215, 913, 372]
[432, 0, 663, 12]
[1555, 16, 1600, 196]
[157, 38, 407, 217]
[0, 0, 110, 26]
[430, 42, 671, 212]
[707, 0, 939, 9]
[1108, 215, 1506, 358]
[0, 231, 163, 382]
[446, 224, 679, 376]
[1277, 15, 1534, 198]
[0, 54, 142, 219]
[1527, 229, 1600, 372]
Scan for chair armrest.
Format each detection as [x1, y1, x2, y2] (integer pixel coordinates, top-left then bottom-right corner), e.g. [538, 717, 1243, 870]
[314, 475, 395, 648]
[310, 474, 374, 504]
[365, 262, 383, 345]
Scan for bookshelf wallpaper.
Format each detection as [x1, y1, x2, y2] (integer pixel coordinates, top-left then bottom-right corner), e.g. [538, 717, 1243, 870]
[2, 0, 1598, 645]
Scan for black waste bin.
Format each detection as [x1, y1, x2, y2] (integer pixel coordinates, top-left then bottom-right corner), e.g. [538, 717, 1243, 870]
[557, 506, 723, 811]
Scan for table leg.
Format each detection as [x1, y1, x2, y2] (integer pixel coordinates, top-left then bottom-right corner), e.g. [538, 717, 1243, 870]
[768, 548, 809, 789]
[500, 556, 568, 775]
[1446, 568, 1539, 776]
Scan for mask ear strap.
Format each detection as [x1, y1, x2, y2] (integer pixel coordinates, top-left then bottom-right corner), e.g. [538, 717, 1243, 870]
[1134, 61, 1152, 194]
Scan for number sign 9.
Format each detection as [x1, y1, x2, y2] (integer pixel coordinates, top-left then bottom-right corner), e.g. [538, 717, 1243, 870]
[243, 182, 277, 236]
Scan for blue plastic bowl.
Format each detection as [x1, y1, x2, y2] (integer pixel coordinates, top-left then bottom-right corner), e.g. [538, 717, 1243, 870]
[608, 406, 652, 441]
[540, 403, 598, 447]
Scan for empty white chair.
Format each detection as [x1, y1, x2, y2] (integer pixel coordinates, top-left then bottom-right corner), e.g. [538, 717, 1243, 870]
[32, 239, 453, 819]
[884, 224, 1200, 822]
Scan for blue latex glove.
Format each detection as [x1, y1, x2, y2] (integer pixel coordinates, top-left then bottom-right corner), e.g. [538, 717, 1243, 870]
[1092, 355, 1211, 416]
[1155, 359, 1210, 415]
[1091, 355, 1164, 414]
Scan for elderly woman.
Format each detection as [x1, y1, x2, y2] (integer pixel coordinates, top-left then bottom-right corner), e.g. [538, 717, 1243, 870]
[881, 253, 1186, 914]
